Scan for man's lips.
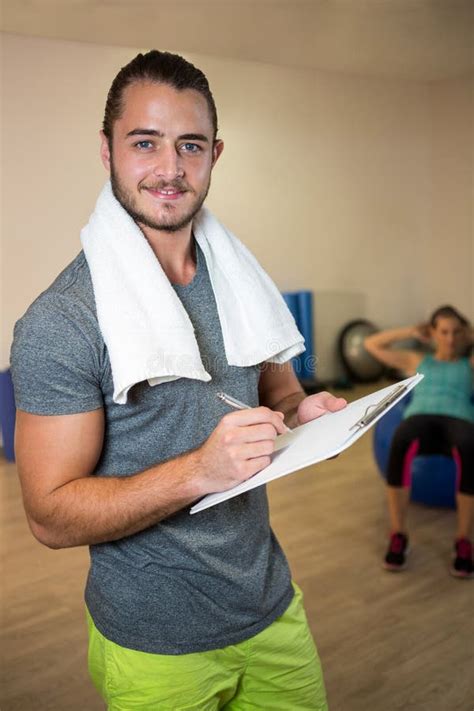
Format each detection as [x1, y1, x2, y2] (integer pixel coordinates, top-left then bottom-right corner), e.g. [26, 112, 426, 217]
[144, 187, 187, 201]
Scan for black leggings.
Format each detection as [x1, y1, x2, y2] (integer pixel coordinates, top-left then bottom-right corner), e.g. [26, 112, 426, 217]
[387, 414, 474, 496]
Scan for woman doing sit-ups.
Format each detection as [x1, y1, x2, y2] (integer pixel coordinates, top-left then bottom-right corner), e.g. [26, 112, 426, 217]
[365, 305, 474, 578]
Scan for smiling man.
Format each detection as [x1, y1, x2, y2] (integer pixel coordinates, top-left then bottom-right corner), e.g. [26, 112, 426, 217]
[11, 50, 346, 710]
[105, 81, 222, 238]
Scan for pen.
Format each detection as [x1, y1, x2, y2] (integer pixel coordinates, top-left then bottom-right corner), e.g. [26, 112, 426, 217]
[216, 392, 251, 410]
[216, 392, 292, 432]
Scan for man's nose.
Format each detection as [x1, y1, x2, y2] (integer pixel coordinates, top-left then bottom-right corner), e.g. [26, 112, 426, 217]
[152, 145, 184, 179]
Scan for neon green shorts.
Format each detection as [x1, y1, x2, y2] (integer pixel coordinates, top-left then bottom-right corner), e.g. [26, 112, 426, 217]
[87, 582, 328, 710]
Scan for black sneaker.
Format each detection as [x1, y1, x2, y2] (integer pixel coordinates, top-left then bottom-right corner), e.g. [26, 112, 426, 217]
[383, 532, 409, 571]
[450, 538, 474, 579]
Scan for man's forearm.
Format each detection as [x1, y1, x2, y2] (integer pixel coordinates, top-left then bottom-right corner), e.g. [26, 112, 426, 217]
[31, 450, 202, 549]
[20, 398, 290, 550]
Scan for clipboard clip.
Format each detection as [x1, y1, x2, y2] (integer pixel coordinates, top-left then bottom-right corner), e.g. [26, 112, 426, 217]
[349, 383, 409, 431]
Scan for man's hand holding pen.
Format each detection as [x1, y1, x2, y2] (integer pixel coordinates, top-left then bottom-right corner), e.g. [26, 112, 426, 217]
[194, 407, 288, 494]
[193, 391, 348, 496]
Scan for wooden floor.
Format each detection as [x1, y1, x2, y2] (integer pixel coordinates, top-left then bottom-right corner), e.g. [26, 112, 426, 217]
[1, 384, 473, 710]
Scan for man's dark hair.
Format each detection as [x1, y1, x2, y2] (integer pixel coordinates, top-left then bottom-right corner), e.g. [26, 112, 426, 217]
[103, 50, 218, 142]
[430, 304, 469, 328]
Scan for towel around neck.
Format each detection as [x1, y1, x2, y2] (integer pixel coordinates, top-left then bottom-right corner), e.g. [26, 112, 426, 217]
[80, 182, 305, 404]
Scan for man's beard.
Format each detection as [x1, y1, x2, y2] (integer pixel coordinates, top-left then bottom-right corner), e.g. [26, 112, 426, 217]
[110, 161, 211, 233]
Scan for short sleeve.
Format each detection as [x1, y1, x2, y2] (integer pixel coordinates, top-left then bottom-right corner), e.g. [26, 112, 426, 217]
[10, 293, 104, 415]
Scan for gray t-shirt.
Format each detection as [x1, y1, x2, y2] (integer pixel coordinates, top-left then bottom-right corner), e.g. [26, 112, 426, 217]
[11, 245, 293, 654]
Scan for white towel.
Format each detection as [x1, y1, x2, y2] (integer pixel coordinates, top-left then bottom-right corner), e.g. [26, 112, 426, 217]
[80, 182, 305, 404]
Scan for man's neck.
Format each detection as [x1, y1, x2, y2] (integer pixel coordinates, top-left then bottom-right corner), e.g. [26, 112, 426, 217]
[139, 222, 196, 286]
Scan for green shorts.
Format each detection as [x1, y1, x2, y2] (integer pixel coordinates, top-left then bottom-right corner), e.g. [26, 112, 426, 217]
[87, 582, 327, 710]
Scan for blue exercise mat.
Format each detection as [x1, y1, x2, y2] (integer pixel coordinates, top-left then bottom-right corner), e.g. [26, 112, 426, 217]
[282, 290, 315, 381]
[0, 369, 16, 462]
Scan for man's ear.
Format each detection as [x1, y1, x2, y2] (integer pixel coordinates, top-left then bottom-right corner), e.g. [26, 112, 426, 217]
[212, 139, 224, 168]
[100, 130, 111, 172]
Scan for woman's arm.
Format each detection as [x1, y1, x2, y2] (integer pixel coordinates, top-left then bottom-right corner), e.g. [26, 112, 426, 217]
[364, 326, 425, 375]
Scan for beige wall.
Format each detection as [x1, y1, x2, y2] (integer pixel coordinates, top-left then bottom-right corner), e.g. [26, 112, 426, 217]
[423, 78, 473, 316]
[1, 33, 472, 376]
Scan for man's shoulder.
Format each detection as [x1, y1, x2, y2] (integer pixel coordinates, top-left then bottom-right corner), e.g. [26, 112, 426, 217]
[11, 252, 107, 414]
[25, 251, 96, 321]
[44, 250, 94, 304]
[15, 252, 101, 345]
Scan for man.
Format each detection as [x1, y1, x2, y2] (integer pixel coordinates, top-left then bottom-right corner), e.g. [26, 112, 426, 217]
[11, 50, 346, 710]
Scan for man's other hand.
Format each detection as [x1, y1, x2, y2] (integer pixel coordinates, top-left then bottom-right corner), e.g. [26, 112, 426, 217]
[297, 392, 347, 425]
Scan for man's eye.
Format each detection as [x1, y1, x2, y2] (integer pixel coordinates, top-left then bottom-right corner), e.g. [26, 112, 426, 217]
[135, 141, 153, 150]
[181, 143, 201, 153]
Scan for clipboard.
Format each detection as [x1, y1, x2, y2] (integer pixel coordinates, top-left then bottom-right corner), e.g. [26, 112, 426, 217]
[190, 373, 423, 514]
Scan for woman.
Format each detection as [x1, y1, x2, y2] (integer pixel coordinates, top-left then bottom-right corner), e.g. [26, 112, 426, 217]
[365, 305, 474, 578]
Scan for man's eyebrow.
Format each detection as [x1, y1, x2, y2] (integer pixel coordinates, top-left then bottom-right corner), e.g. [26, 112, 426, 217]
[178, 133, 209, 143]
[126, 128, 164, 137]
[125, 129, 209, 143]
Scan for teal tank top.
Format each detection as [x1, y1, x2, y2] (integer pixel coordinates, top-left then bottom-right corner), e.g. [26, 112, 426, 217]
[404, 355, 474, 423]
